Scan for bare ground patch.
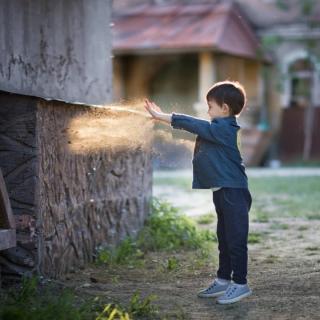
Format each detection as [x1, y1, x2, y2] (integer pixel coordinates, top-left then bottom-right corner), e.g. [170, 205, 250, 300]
[62, 218, 320, 320]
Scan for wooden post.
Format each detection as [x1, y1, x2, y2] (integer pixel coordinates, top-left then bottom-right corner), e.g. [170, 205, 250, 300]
[193, 51, 217, 118]
[0, 168, 16, 251]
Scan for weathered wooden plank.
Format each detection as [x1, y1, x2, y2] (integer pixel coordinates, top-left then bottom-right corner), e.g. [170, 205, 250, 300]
[0, 92, 36, 279]
[0, 230, 16, 251]
[0, 92, 38, 217]
[0, 168, 16, 229]
[1, 246, 34, 267]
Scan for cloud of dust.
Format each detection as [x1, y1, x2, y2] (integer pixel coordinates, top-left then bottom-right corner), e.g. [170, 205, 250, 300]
[66, 101, 154, 153]
[65, 100, 195, 156]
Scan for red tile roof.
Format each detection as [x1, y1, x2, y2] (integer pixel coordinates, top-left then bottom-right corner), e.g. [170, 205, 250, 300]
[112, 2, 261, 59]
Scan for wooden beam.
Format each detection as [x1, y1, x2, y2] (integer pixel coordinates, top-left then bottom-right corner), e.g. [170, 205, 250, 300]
[0, 168, 16, 229]
[0, 229, 16, 251]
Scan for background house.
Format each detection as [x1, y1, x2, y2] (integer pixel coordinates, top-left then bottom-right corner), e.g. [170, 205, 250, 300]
[112, 0, 320, 166]
[238, 0, 320, 162]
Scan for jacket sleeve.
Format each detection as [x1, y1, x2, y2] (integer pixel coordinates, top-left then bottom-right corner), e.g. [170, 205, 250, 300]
[170, 113, 222, 143]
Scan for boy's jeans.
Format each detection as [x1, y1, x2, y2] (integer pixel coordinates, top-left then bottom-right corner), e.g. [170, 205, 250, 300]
[213, 187, 252, 285]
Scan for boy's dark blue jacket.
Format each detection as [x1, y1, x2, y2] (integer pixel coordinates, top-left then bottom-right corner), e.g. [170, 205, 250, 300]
[171, 113, 248, 189]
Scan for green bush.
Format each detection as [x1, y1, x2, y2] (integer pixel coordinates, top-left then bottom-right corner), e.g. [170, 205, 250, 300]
[96, 238, 144, 266]
[137, 198, 216, 252]
[96, 198, 216, 266]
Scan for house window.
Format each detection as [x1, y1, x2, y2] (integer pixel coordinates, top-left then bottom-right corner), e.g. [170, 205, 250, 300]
[289, 58, 314, 108]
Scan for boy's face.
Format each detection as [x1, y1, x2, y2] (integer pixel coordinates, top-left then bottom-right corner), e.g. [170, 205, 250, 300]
[207, 99, 231, 120]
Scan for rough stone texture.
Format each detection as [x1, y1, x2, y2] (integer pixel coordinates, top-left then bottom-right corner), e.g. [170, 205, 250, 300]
[0, 91, 153, 279]
[36, 100, 153, 277]
[0, 0, 113, 105]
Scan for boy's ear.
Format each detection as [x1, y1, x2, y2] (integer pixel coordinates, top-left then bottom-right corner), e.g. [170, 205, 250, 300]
[222, 103, 231, 115]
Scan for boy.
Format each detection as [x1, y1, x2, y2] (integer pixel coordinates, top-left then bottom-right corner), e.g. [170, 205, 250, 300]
[144, 81, 252, 304]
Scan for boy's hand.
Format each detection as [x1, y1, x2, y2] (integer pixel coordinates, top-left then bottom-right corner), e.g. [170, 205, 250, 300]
[144, 99, 172, 124]
[144, 99, 163, 119]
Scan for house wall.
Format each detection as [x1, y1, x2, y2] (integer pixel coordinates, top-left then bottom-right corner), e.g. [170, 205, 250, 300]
[0, 91, 153, 279]
[0, 0, 113, 105]
[113, 54, 198, 114]
[215, 55, 262, 127]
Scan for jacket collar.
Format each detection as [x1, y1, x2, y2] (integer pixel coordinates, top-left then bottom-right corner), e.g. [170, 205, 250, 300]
[210, 115, 236, 123]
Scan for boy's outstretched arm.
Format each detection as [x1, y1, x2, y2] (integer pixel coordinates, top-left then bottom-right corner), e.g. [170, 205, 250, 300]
[144, 99, 221, 143]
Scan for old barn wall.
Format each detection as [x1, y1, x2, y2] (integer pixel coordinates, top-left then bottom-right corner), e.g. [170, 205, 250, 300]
[0, 0, 113, 105]
[0, 91, 153, 279]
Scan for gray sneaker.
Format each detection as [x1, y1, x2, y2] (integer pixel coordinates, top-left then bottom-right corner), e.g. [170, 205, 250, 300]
[216, 282, 252, 304]
[197, 278, 230, 298]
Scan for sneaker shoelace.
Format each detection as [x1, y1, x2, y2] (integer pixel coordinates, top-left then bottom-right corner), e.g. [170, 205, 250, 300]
[225, 284, 238, 297]
[206, 281, 218, 292]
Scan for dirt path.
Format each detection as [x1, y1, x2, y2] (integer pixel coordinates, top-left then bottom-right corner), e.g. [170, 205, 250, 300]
[63, 217, 320, 320]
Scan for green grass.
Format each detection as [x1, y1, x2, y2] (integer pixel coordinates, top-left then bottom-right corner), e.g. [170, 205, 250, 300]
[125, 291, 158, 318]
[297, 225, 309, 231]
[153, 175, 191, 191]
[249, 176, 320, 220]
[306, 214, 320, 220]
[0, 277, 93, 320]
[252, 210, 270, 223]
[96, 238, 145, 267]
[0, 277, 160, 320]
[196, 213, 215, 224]
[164, 256, 180, 271]
[248, 232, 263, 244]
[270, 223, 289, 230]
[263, 254, 279, 264]
[284, 160, 320, 167]
[154, 174, 320, 221]
[305, 246, 319, 251]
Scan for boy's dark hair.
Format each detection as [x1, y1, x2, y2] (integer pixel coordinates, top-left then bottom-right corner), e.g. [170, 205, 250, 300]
[206, 81, 246, 115]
